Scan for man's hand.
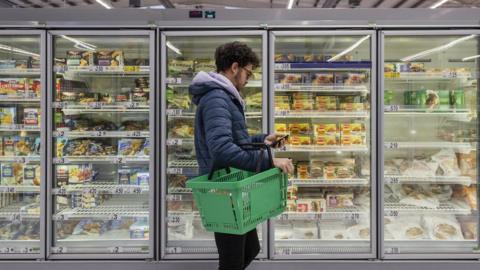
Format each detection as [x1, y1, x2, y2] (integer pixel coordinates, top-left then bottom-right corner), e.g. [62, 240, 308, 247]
[264, 133, 287, 148]
[273, 158, 294, 174]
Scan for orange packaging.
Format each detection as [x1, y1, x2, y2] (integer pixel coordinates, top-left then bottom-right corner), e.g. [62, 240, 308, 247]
[290, 135, 311, 146]
[341, 134, 365, 146]
[275, 123, 287, 133]
[288, 123, 310, 135]
[316, 135, 338, 146]
[296, 162, 310, 179]
[316, 96, 337, 111]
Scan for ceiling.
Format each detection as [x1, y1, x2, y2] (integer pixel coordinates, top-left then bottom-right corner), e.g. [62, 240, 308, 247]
[0, 0, 478, 9]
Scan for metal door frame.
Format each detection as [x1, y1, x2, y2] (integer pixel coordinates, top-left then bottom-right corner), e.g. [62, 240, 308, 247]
[379, 29, 480, 260]
[159, 30, 269, 260]
[46, 29, 156, 260]
[268, 30, 377, 260]
[0, 29, 46, 260]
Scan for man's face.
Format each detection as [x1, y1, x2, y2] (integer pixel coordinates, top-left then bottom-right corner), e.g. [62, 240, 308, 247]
[232, 63, 253, 91]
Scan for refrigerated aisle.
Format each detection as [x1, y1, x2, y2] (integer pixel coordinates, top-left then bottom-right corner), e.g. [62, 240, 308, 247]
[381, 31, 480, 259]
[269, 31, 376, 259]
[0, 31, 45, 258]
[160, 31, 268, 259]
[47, 31, 155, 259]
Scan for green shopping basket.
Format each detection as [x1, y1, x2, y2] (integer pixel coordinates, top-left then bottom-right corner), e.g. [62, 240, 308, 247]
[186, 143, 288, 235]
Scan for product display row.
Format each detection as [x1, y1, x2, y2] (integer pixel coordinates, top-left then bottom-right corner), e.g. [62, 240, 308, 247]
[0, 30, 477, 261]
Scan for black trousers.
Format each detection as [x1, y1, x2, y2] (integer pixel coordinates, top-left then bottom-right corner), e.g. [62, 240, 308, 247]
[214, 229, 261, 270]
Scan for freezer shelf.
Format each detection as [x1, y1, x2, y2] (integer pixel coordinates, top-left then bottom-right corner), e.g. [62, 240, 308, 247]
[166, 109, 261, 118]
[54, 65, 150, 75]
[277, 145, 369, 153]
[384, 197, 471, 216]
[275, 240, 371, 255]
[274, 110, 369, 119]
[52, 184, 148, 195]
[0, 125, 40, 132]
[53, 101, 149, 111]
[0, 186, 40, 193]
[0, 97, 40, 103]
[53, 206, 148, 221]
[277, 207, 366, 222]
[384, 240, 478, 255]
[53, 156, 149, 164]
[0, 156, 40, 163]
[384, 175, 472, 185]
[53, 130, 149, 138]
[274, 83, 369, 93]
[384, 141, 474, 150]
[0, 203, 40, 220]
[167, 79, 262, 88]
[0, 242, 39, 254]
[274, 61, 372, 71]
[290, 178, 369, 187]
[0, 69, 40, 76]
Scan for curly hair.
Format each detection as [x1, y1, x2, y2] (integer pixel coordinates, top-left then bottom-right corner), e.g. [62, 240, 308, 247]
[214, 41, 260, 72]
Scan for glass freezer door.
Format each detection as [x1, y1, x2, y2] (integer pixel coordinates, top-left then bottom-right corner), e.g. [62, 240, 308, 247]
[161, 32, 267, 259]
[48, 32, 154, 258]
[270, 32, 376, 259]
[382, 32, 479, 258]
[0, 32, 44, 258]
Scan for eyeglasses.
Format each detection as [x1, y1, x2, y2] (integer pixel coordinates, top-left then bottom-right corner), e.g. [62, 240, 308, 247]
[241, 67, 253, 80]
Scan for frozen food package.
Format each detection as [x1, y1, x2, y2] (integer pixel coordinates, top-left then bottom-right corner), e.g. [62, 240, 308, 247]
[0, 107, 16, 125]
[296, 161, 310, 179]
[167, 59, 194, 77]
[452, 186, 477, 209]
[456, 152, 477, 179]
[23, 165, 40, 186]
[168, 214, 193, 240]
[292, 221, 318, 240]
[289, 135, 311, 146]
[3, 136, 15, 156]
[129, 221, 149, 240]
[14, 136, 36, 156]
[311, 73, 334, 85]
[426, 184, 452, 202]
[313, 123, 337, 137]
[346, 223, 370, 240]
[459, 220, 477, 240]
[1, 164, 16, 185]
[431, 149, 461, 176]
[401, 158, 438, 177]
[315, 134, 338, 146]
[354, 187, 371, 209]
[23, 108, 39, 127]
[286, 199, 297, 212]
[118, 139, 144, 156]
[396, 184, 440, 209]
[95, 50, 124, 67]
[0, 78, 27, 96]
[72, 219, 106, 236]
[275, 222, 294, 240]
[422, 215, 464, 240]
[288, 123, 311, 135]
[274, 123, 287, 134]
[315, 96, 337, 111]
[278, 73, 303, 84]
[340, 123, 365, 135]
[66, 51, 93, 67]
[194, 59, 216, 72]
[67, 165, 93, 184]
[360, 156, 371, 176]
[310, 160, 324, 178]
[326, 193, 354, 208]
[323, 159, 356, 179]
[321, 227, 348, 240]
[386, 216, 428, 240]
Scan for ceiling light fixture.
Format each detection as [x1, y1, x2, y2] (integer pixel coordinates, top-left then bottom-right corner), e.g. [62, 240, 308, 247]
[61, 35, 97, 51]
[0, 44, 40, 58]
[287, 0, 295, 9]
[166, 41, 182, 55]
[401, 35, 476, 62]
[95, 0, 113, 9]
[462, 54, 480, 61]
[327, 35, 370, 62]
[430, 0, 449, 9]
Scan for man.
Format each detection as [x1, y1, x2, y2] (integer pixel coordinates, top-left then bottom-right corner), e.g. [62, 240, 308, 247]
[189, 41, 294, 270]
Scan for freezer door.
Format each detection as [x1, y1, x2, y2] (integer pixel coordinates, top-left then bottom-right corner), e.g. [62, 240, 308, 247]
[269, 31, 376, 259]
[0, 31, 45, 259]
[47, 31, 155, 259]
[160, 31, 268, 259]
[381, 31, 480, 259]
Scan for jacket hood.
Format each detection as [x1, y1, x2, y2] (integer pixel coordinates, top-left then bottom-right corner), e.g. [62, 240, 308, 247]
[189, 71, 245, 107]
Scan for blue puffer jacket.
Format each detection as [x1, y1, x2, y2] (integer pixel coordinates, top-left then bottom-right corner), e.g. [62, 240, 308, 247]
[189, 71, 270, 175]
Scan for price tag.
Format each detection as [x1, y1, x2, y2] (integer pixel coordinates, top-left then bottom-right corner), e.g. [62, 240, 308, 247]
[279, 213, 289, 221]
[384, 105, 400, 112]
[274, 83, 292, 90]
[385, 176, 400, 184]
[385, 210, 399, 217]
[125, 102, 140, 109]
[385, 247, 400, 254]
[167, 247, 182, 254]
[128, 131, 142, 137]
[274, 63, 291, 70]
[166, 139, 183, 146]
[346, 213, 360, 220]
[20, 247, 33, 254]
[6, 186, 16, 193]
[83, 188, 97, 194]
[53, 157, 65, 164]
[385, 142, 399, 149]
[108, 247, 124, 254]
[52, 102, 67, 109]
[167, 168, 183, 174]
[114, 187, 125, 194]
[0, 247, 14, 254]
[52, 247, 67, 254]
[93, 131, 106, 137]
[54, 131, 65, 137]
[281, 248, 292, 255]
[132, 187, 142, 194]
[114, 157, 126, 164]
[14, 157, 25, 163]
[167, 194, 183, 201]
[94, 66, 104, 72]
[166, 109, 183, 116]
[57, 187, 67, 195]
[167, 215, 181, 225]
[9, 213, 21, 221]
[276, 110, 290, 117]
[54, 214, 68, 221]
[108, 213, 120, 220]
[88, 102, 103, 109]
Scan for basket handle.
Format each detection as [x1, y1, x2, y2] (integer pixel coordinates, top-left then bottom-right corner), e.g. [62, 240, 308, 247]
[207, 143, 273, 180]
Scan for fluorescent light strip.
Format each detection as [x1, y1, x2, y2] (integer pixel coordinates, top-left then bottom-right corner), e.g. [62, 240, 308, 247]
[166, 41, 182, 55]
[61, 35, 97, 52]
[96, 0, 113, 9]
[327, 35, 370, 62]
[430, 0, 449, 9]
[287, 0, 295, 9]
[462, 54, 480, 61]
[401, 35, 476, 62]
[0, 44, 40, 58]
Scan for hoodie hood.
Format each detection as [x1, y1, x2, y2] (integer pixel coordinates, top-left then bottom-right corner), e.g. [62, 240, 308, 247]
[189, 71, 245, 107]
